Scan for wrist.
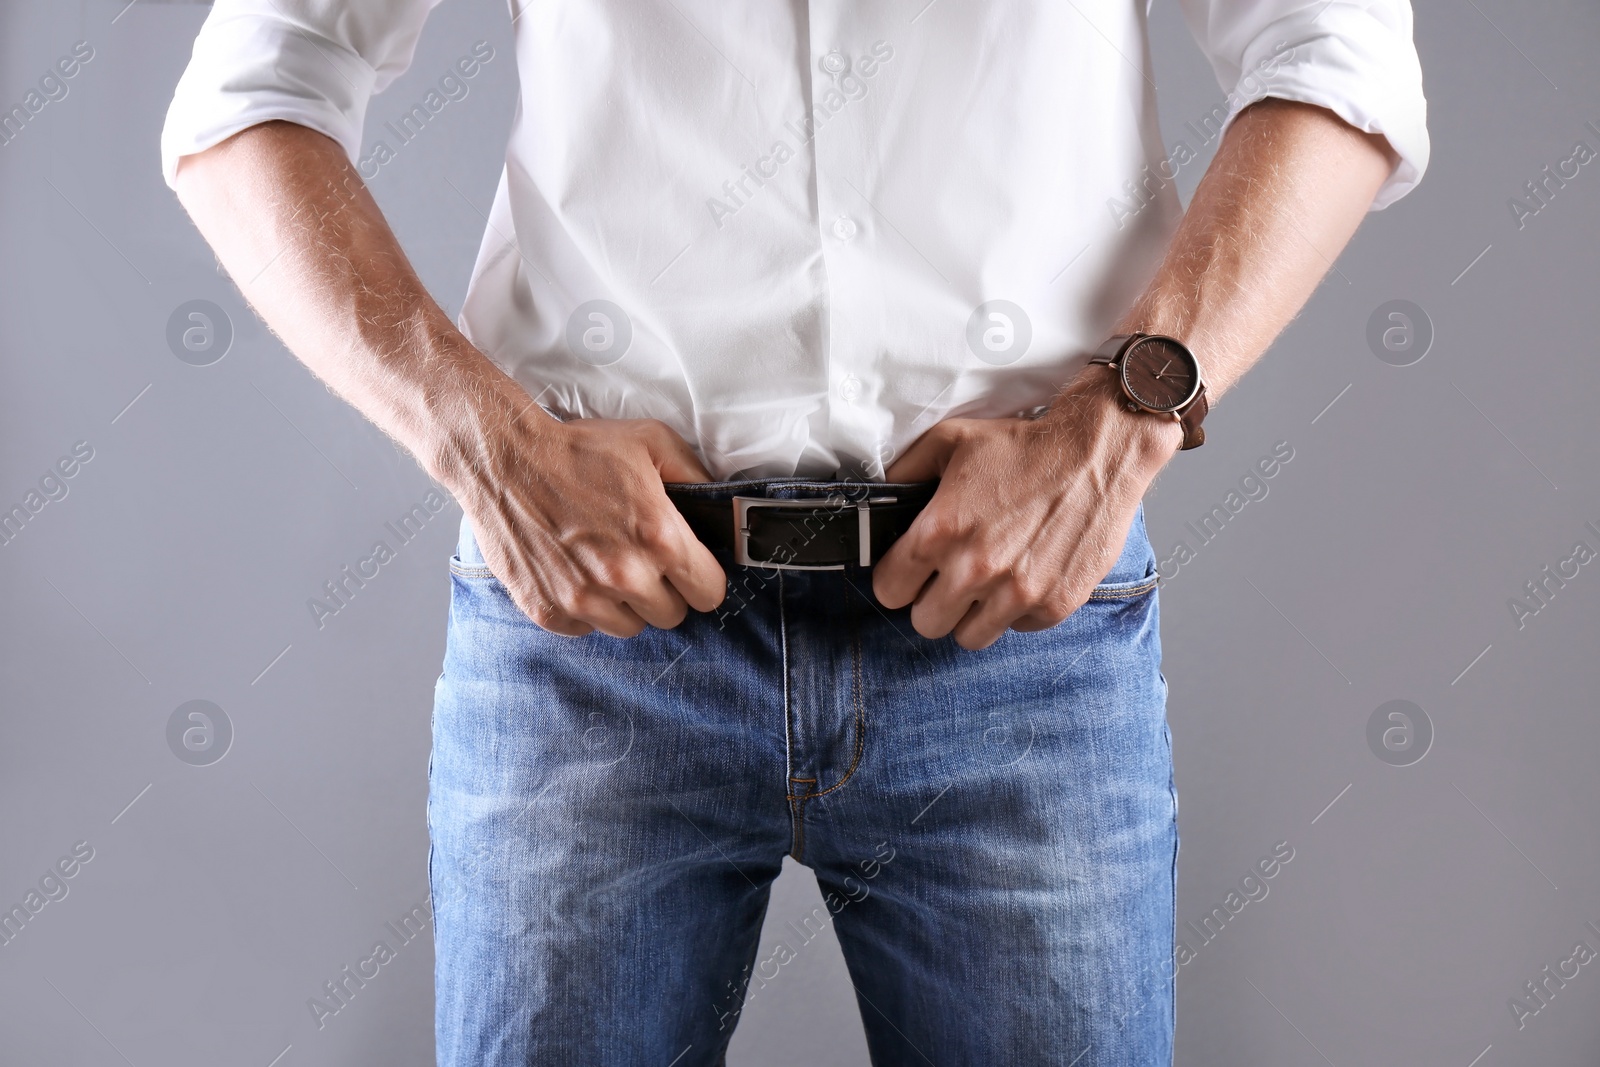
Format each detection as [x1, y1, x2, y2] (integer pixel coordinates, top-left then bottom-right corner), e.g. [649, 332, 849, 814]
[1084, 327, 1211, 459]
[1043, 365, 1182, 474]
[416, 346, 563, 496]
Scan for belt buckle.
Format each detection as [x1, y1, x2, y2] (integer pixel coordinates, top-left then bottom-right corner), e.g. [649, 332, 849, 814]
[731, 494, 897, 570]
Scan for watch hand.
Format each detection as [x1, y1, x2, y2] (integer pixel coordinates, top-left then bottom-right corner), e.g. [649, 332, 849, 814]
[1153, 359, 1173, 380]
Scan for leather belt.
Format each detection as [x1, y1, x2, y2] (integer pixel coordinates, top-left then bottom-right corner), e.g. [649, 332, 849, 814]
[666, 481, 938, 570]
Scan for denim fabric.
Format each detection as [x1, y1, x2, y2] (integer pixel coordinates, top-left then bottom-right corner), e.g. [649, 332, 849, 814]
[429, 480, 1177, 1066]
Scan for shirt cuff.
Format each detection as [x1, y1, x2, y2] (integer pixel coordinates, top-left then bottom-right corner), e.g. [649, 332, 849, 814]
[160, 10, 378, 189]
[1215, 6, 1430, 210]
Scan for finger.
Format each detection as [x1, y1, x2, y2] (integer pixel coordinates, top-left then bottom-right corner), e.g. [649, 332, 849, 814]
[535, 616, 596, 638]
[669, 545, 726, 613]
[651, 506, 727, 613]
[950, 594, 1028, 651]
[1010, 594, 1084, 632]
[510, 592, 594, 638]
[491, 554, 593, 636]
[906, 566, 989, 641]
[644, 422, 714, 483]
[622, 581, 692, 630]
[513, 559, 644, 639]
[639, 427, 725, 609]
[567, 593, 651, 639]
[871, 515, 939, 609]
[611, 559, 693, 630]
[883, 423, 960, 483]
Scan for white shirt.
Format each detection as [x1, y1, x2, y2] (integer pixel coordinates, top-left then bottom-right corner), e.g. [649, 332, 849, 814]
[162, 0, 1428, 480]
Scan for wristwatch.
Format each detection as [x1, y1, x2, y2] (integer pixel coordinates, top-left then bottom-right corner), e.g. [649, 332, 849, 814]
[1089, 333, 1209, 450]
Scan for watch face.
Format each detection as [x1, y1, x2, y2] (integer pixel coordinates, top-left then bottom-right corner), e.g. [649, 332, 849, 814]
[1120, 336, 1200, 412]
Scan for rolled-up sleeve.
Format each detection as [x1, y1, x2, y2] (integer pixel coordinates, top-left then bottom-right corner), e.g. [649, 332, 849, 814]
[160, 0, 444, 189]
[1175, 0, 1429, 209]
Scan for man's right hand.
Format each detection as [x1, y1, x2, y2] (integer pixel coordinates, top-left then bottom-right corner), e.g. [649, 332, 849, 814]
[445, 407, 727, 639]
[170, 123, 724, 640]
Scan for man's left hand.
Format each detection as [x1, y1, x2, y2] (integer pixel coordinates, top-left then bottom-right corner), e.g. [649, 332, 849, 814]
[873, 371, 1182, 650]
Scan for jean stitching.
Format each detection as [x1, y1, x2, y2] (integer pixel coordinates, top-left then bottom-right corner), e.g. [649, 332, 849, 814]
[662, 479, 940, 500]
[1165, 710, 1180, 1056]
[804, 594, 867, 801]
[1086, 576, 1159, 600]
[780, 572, 805, 860]
[665, 483, 767, 496]
[789, 799, 807, 861]
[788, 778, 816, 861]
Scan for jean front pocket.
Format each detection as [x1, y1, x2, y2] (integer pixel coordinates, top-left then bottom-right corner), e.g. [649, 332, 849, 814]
[1087, 568, 1159, 601]
[449, 514, 496, 576]
[1085, 503, 1157, 600]
[444, 515, 553, 634]
[447, 555, 499, 581]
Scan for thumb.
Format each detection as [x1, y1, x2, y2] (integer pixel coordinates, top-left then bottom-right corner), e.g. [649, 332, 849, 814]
[884, 423, 962, 483]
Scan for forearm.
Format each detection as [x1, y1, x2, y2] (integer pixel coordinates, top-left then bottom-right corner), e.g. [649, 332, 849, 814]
[174, 120, 727, 637]
[1115, 98, 1398, 399]
[171, 120, 547, 490]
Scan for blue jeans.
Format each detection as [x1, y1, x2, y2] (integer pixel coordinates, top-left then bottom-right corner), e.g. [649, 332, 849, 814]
[429, 479, 1177, 1066]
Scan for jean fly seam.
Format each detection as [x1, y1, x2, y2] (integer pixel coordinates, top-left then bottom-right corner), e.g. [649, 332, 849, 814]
[1166, 717, 1180, 1057]
[800, 590, 867, 802]
[788, 776, 817, 861]
[779, 570, 804, 860]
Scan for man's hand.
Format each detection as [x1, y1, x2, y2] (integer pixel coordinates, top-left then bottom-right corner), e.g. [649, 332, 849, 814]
[872, 99, 1398, 652]
[171, 123, 725, 640]
[873, 372, 1179, 651]
[443, 399, 726, 639]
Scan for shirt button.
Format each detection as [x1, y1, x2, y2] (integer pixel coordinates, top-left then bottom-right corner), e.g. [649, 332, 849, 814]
[820, 51, 848, 75]
[839, 374, 862, 403]
[831, 215, 858, 241]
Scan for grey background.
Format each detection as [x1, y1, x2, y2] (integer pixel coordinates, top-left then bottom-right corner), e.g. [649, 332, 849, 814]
[1, 0, 1597, 1063]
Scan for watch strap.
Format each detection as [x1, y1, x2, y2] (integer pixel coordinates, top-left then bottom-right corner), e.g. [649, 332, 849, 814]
[1178, 386, 1208, 450]
[1089, 333, 1140, 365]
